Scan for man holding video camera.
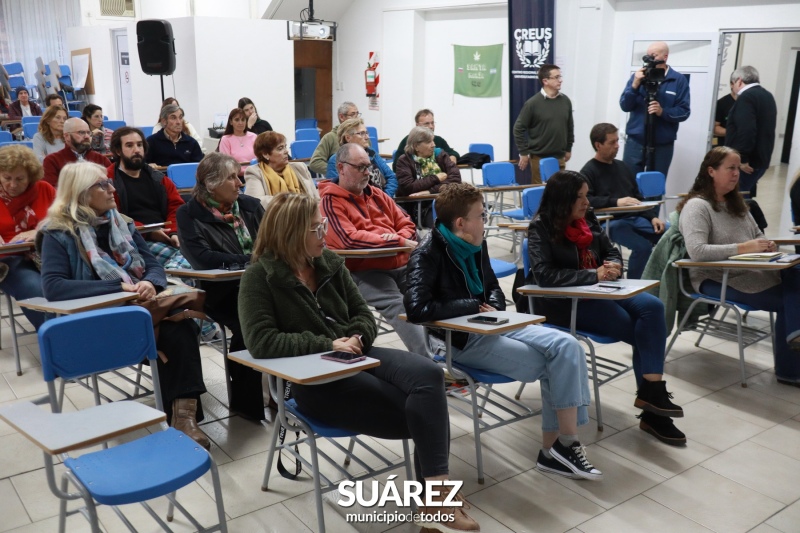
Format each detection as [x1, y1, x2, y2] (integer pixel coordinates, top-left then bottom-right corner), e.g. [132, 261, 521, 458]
[619, 41, 690, 179]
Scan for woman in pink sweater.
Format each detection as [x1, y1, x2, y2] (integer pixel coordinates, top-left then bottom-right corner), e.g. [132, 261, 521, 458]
[218, 108, 256, 178]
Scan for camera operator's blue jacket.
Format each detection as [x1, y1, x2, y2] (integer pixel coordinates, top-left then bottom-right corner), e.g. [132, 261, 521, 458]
[619, 67, 690, 146]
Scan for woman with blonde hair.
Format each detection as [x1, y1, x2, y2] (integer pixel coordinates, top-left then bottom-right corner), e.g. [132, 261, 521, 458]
[325, 117, 398, 197]
[243, 131, 317, 209]
[32, 105, 67, 161]
[39, 161, 211, 449]
[238, 192, 479, 532]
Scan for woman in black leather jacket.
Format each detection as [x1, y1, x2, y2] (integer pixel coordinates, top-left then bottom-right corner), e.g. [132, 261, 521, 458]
[405, 182, 604, 481]
[177, 152, 266, 421]
[528, 170, 685, 446]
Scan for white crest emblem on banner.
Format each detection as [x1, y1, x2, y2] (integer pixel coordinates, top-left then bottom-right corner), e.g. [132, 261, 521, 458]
[514, 27, 552, 69]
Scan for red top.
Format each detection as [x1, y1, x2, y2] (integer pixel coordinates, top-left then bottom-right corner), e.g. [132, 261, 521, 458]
[42, 147, 112, 187]
[0, 180, 56, 242]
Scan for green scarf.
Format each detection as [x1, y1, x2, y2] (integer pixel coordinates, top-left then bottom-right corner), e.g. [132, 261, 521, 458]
[204, 197, 253, 255]
[437, 222, 483, 296]
[414, 154, 441, 177]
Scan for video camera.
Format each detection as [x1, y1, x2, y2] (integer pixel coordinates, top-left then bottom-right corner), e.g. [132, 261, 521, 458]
[641, 54, 666, 85]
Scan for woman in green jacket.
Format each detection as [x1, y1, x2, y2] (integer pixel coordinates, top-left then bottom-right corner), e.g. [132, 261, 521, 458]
[238, 193, 478, 533]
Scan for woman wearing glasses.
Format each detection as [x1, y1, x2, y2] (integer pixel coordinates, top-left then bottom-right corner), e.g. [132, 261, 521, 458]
[38, 162, 210, 449]
[239, 192, 480, 532]
[243, 131, 318, 209]
[324, 118, 398, 197]
[177, 152, 267, 421]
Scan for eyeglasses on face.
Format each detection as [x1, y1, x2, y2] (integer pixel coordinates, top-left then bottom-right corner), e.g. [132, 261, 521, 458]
[90, 179, 115, 191]
[344, 111, 362, 118]
[547, 75, 563, 80]
[310, 217, 329, 239]
[349, 131, 369, 137]
[341, 161, 371, 174]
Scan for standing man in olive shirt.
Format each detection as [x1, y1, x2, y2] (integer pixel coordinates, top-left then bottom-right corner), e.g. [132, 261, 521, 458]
[513, 64, 574, 184]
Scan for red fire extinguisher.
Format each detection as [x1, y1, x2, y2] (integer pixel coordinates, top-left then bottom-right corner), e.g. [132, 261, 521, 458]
[365, 66, 378, 97]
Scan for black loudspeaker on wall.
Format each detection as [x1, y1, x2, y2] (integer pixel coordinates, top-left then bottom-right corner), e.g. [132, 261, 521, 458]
[136, 19, 176, 75]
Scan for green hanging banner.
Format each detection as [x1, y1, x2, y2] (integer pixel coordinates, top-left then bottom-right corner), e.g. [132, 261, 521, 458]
[454, 44, 503, 98]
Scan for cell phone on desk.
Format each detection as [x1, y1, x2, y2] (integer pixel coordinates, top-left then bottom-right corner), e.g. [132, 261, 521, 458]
[467, 316, 510, 325]
[320, 351, 367, 364]
[775, 254, 800, 263]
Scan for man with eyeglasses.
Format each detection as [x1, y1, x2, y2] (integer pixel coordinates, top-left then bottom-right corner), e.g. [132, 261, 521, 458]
[391, 109, 460, 172]
[43, 117, 111, 187]
[513, 64, 574, 184]
[309, 101, 361, 175]
[319, 143, 430, 357]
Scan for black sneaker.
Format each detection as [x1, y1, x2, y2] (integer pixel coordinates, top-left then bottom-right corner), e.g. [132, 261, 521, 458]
[638, 411, 687, 446]
[536, 450, 581, 479]
[550, 440, 603, 480]
[634, 380, 684, 418]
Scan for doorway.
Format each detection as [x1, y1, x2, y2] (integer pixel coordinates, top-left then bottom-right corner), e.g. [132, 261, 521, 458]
[294, 40, 332, 134]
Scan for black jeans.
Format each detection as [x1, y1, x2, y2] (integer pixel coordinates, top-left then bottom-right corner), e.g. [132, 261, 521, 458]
[156, 319, 207, 424]
[292, 346, 449, 480]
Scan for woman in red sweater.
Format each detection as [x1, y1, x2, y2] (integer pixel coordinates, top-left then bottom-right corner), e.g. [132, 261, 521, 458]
[0, 145, 55, 328]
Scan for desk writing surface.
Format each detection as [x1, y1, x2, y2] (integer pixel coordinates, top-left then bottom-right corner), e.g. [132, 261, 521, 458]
[595, 201, 663, 214]
[517, 278, 659, 300]
[228, 350, 380, 385]
[673, 257, 800, 270]
[136, 222, 165, 234]
[477, 184, 543, 193]
[17, 292, 139, 314]
[401, 310, 544, 335]
[394, 192, 438, 202]
[165, 268, 245, 280]
[331, 246, 413, 258]
[0, 242, 35, 255]
[772, 235, 800, 245]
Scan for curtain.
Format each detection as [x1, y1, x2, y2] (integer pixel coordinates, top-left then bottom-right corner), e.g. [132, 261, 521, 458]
[0, 0, 81, 92]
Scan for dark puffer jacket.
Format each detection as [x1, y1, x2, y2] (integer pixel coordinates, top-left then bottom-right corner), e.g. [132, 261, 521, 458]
[527, 210, 622, 326]
[404, 226, 505, 349]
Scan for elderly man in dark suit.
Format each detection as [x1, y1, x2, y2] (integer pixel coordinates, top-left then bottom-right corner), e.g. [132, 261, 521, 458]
[725, 66, 777, 197]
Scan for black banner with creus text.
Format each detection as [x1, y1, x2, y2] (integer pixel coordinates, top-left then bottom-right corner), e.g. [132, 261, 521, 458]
[508, 0, 555, 183]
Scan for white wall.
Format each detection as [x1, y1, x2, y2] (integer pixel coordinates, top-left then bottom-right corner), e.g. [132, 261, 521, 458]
[65, 25, 124, 119]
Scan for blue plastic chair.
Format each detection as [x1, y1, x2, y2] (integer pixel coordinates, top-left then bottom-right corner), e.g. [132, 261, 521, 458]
[137, 125, 153, 138]
[0, 131, 12, 143]
[469, 143, 495, 162]
[636, 171, 666, 200]
[22, 123, 38, 140]
[0, 141, 33, 149]
[370, 135, 379, 153]
[291, 139, 318, 159]
[482, 162, 517, 224]
[539, 157, 560, 182]
[366, 126, 378, 139]
[103, 120, 126, 131]
[21, 116, 41, 126]
[295, 117, 318, 130]
[0, 307, 228, 532]
[68, 110, 81, 118]
[167, 162, 200, 189]
[295, 128, 320, 141]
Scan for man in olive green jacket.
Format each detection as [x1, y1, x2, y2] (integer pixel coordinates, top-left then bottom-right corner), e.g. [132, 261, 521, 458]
[308, 102, 361, 175]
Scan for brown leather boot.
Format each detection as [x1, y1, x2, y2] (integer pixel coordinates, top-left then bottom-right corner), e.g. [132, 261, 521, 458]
[172, 398, 211, 450]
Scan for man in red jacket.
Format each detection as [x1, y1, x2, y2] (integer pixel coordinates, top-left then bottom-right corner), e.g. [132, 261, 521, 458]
[320, 143, 429, 356]
[43, 118, 111, 186]
[106, 127, 190, 270]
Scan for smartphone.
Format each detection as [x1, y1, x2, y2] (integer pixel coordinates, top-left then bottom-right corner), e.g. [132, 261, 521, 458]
[598, 283, 623, 289]
[776, 254, 800, 264]
[467, 316, 510, 325]
[320, 351, 367, 364]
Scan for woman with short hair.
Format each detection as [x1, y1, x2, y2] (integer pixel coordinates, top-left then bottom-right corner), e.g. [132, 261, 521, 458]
[325, 117, 398, 197]
[394, 126, 461, 197]
[152, 97, 202, 143]
[38, 161, 210, 449]
[146, 104, 204, 167]
[177, 152, 266, 420]
[238, 192, 479, 532]
[32, 105, 67, 161]
[243, 131, 318, 209]
[0, 145, 55, 329]
[218, 108, 256, 176]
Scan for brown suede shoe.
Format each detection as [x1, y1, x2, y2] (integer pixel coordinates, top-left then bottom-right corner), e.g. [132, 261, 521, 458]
[172, 398, 211, 450]
[416, 489, 480, 532]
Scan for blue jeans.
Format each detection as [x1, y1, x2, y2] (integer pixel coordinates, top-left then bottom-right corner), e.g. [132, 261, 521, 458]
[608, 217, 666, 279]
[574, 292, 667, 388]
[0, 256, 45, 329]
[453, 325, 590, 432]
[700, 266, 800, 381]
[622, 137, 675, 178]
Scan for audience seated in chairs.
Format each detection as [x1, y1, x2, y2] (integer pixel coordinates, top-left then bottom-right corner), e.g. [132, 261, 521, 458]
[152, 97, 203, 144]
[43, 118, 111, 187]
[107, 126, 191, 272]
[7, 87, 41, 120]
[43, 94, 65, 108]
[325, 118, 398, 197]
[81, 103, 113, 156]
[581, 123, 666, 279]
[0, 144, 55, 329]
[392, 108, 460, 171]
[243, 131, 318, 209]
[678, 146, 800, 386]
[238, 97, 273, 135]
[37, 161, 210, 449]
[309, 101, 360, 175]
[218, 108, 256, 177]
[238, 192, 480, 532]
[528, 170, 685, 445]
[404, 182, 602, 481]
[32, 104, 66, 161]
[177, 152, 266, 421]
[320, 143, 428, 356]
[146, 104, 203, 168]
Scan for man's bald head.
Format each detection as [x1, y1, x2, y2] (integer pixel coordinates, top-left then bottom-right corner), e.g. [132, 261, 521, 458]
[647, 41, 669, 69]
[63, 118, 92, 154]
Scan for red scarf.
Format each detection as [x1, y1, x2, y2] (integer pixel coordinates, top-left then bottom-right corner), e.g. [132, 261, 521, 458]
[564, 218, 597, 270]
[0, 184, 40, 235]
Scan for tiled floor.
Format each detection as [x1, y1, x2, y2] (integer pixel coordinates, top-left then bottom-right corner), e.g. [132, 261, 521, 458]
[0, 164, 797, 532]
